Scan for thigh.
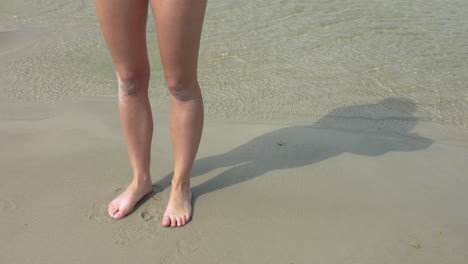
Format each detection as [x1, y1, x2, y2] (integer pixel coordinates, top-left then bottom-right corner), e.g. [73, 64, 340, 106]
[149, 0, 208, 83]
[94, 0, 150, 73]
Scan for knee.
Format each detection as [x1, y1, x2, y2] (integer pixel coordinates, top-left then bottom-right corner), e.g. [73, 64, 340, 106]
[166, 77, 199, 102]
[116, 69, 150, 97]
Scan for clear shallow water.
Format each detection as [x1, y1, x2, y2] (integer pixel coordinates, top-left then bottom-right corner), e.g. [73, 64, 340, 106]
[0, 0, 467, 130]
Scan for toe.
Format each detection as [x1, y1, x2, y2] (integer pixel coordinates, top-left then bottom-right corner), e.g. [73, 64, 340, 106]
[162, 216, 171, 227]
[109, 207, 119, 217]
[112, 208, 127, 220]
[183, 215, 190, 223]
[170, 216, 177, 227]
[177, 217, 182, 227]
[108, 203, 116, 213]
[112, 211, 122, 220]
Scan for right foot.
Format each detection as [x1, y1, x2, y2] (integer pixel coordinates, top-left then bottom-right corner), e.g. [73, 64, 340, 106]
[108, 178, 153, 220]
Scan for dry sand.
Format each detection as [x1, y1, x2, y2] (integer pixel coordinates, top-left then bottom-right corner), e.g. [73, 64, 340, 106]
[1, 97, 467, 263]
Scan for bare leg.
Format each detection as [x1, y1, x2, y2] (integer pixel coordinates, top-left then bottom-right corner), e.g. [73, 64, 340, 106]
[94, 0, 154, 220]
[150, 0, 207, 227]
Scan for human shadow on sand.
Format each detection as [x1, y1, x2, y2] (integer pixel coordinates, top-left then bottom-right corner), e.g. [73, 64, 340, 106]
[150, 97, 433, 210]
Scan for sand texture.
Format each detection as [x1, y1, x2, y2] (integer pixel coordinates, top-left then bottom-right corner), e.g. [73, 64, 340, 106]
[1, 0, 468, 263]
[1, 98, 468, 263]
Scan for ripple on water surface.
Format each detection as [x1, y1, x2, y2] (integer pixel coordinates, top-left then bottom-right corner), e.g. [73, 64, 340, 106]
[0, 0, 467, 130]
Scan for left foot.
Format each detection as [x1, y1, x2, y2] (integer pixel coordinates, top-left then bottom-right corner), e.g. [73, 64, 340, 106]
[162, 185, 192, 227]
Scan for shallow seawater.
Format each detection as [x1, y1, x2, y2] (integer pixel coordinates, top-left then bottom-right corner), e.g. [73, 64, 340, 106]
[0, 0, 467, 132]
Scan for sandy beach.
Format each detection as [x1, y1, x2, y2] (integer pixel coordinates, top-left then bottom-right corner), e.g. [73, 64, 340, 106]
[1, 97, 468, 263]
[1, 0, 468, 263]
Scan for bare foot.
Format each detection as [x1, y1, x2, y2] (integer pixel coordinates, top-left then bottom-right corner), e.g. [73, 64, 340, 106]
[108, 178, 153, 220]
[162, 185, 193, 227]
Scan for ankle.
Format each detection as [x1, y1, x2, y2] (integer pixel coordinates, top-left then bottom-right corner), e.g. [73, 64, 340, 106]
[131, 172, 152, 186]
[171, 179, 190, 191]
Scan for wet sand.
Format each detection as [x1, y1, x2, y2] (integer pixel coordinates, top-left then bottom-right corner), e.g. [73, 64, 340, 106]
[1, 0, 467, 126]
[1, 97, 468, 263]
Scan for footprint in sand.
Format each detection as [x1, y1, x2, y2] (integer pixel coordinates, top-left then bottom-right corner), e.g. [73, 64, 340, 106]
[86, 202, 160, 246]
[140, 207, 157, 222]
[160, 241, 200, 263]
[86, 202, 115, 224]
[113, 208, 163, 246]
[113, 224, 143, 246]
[176, 240, 199, 256]
[0, 199, 17, 215]
[85, 187, 171, 246]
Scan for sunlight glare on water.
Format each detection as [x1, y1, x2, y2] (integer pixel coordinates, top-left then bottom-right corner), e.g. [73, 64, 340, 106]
[0, 0, 467, 130]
